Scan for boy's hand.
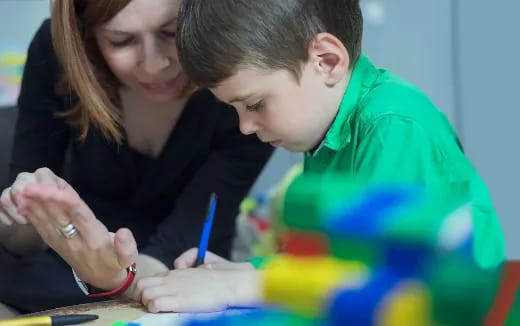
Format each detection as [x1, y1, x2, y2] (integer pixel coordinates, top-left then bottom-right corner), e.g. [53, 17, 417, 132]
[174, 248, 231, 269]
[136, 268, 262, 313]
[174, 248, 256, 270]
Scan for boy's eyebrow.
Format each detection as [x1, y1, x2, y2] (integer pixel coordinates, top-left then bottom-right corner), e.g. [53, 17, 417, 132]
[228, 93, 254, 104]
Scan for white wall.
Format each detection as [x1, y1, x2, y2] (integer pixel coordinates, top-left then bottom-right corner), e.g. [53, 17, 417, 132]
[457, 0, 520, 259]
[0, 1, 50, 51]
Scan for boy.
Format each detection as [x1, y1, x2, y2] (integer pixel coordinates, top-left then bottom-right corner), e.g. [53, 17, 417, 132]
[132, 0, 506, 312]
[176, 0, 504, 266]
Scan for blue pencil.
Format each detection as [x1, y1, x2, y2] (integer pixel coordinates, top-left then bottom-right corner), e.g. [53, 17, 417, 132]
[194, 192, 218, 267]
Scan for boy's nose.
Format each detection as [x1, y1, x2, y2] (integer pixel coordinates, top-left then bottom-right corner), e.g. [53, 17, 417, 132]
[238, 117, 259, 136]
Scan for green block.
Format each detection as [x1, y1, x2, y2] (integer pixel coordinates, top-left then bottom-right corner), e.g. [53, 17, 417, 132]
[429, 257, 502, 325]
[282, 174, 367, 232]
[329, 236, 379, 266]
[385, 189, 470, 247]
[110, 322, 127, 326]
[197, 310, 316, 326]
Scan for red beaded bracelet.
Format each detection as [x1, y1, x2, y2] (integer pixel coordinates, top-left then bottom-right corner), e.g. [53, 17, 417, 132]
[72, 263, 137, 298]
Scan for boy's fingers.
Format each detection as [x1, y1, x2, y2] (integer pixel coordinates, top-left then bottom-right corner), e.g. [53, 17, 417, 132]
[173, 248, 198, 269]
[135, 277, 164, 301]
[173, 257, 191, 269]
[137, 277, 164, 289]
[141, 285, 175, 307]
[146, 296, 178, 313]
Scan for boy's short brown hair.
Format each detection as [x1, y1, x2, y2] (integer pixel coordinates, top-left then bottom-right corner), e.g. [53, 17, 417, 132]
[177, 0, 363, 88]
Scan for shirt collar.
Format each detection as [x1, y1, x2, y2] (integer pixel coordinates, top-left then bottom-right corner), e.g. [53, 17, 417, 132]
[309, 54, 379, 156]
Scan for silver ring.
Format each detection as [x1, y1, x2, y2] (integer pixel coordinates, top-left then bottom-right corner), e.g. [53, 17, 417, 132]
[57, 223, 78, 239]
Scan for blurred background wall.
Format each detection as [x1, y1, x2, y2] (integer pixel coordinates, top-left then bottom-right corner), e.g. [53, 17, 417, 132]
[1, 0, 518, 258]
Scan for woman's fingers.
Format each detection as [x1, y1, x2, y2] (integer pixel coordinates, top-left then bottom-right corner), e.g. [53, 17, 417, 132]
[19, 192, 58, 242]
[114, 228, 138, 269]
[1, 187, 27, 224]
[0, 206, 12, 225]
[21, 183, 111, 249]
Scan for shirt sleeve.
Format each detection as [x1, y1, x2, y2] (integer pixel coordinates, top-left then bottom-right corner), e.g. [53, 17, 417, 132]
[354, 114, 505, 269]
[354, 115, 440, 182]
[140, 116, 274, 267]
[9, 19, 70, 183]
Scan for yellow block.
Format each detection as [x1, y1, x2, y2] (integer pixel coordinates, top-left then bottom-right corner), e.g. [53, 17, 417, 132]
[377, 280, 432, 326]
[263, 255, 368, 317]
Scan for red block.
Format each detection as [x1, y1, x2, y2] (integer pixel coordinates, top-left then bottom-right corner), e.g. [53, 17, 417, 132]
[282, 231, 329, 256]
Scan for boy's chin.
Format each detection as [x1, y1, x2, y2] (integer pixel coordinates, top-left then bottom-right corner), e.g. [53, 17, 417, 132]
[282, 142, 310, 153]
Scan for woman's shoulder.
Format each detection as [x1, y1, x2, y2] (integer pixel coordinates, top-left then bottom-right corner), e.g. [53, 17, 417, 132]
[187, 88, 224, 109]
[28, 19, 55, 59]
[187, 89, 237, 125]
[181, 89, 243, 141]
[23, 18, 61, 80]
[17, 19, 70, 112]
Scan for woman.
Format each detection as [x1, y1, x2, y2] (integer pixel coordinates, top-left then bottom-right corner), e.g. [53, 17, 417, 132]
[0, 0, 272, 316]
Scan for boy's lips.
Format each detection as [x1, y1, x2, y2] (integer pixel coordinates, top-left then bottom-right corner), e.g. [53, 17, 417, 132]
[269, 140, 282, 147]
[259, 135, 282, 147]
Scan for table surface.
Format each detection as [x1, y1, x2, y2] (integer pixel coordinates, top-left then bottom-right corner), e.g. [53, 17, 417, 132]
[28, 299, 147, 326]
[21, 261, 520, 326]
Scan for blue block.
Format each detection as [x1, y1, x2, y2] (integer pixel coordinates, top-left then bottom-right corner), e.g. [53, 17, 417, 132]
[325, 186, 420, 238]
[384, 241, 431, 275]
[326, 270, 402, 326]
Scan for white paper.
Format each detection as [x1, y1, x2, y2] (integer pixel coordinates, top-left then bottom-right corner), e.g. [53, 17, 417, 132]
[133, 309, 249, 326]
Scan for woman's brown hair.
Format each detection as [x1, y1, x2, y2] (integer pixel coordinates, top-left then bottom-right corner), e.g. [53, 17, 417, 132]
[51, 0, 130, 142]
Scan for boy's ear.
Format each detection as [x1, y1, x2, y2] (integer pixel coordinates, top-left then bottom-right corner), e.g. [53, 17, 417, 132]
[308, 33, 350, 87]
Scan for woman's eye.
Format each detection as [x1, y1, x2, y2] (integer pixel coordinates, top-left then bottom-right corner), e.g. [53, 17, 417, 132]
[109, 38, 134, 48]
[161, 30, 177, 39]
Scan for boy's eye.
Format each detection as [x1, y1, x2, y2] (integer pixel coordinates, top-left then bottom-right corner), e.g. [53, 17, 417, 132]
[246, 100, 264, 112]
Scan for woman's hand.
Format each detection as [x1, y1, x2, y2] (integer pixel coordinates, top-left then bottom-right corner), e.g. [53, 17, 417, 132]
[0, 167, 66, 226]
[0, 168, 66, 255]
[17, 182, 138, 291]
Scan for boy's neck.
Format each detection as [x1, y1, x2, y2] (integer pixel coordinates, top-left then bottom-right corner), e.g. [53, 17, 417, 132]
[308, 70, 353, 154]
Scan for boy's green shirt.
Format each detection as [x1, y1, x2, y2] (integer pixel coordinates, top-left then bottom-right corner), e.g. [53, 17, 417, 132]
[250, 55, 505, 270]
